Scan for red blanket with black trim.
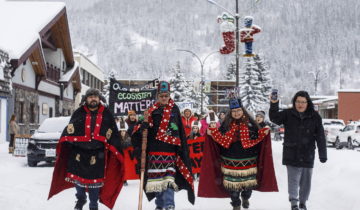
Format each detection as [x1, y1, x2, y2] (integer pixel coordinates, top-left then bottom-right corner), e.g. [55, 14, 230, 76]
[48, 105, 125, 209]
[198, 134, 278, 198]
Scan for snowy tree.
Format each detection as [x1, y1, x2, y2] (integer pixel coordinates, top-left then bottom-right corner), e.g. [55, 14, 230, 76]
[189, 81, 209, 114]
[253, 54, 272, 100]
[169, 62, 192, 103]
[169, 62, 209, 114]
[239, 56, 270, 113]
[0, 49, 13, 93]
[226, 61, 236, 80]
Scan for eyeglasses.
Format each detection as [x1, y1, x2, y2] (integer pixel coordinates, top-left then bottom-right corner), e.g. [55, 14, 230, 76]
[295, 101, 308, 104]
[231, 109, 243, 114]
[159, 94, 170, 98]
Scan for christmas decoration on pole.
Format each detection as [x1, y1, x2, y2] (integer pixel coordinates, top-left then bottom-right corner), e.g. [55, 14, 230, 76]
[240, 16, 261, 57]
[217, 12, 236, 54]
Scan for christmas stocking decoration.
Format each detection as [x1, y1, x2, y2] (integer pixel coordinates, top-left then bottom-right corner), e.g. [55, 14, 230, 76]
[218, 13, 235, 54]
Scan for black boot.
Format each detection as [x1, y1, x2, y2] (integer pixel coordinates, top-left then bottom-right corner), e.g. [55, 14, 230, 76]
[74, 199, 87, 210]
[291, 205, 299, 210]
[90, 208, 98, 210]
[299, 203, 307, 210]
[124, 180, 128, 186]
[165, 205, 175, 210]
[241, 197, 249, 209]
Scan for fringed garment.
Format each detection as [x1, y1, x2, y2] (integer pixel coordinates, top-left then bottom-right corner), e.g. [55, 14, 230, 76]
[209, 122, 267, 192]
[221, 155, 258, 191]
[145, 152, 178, 193]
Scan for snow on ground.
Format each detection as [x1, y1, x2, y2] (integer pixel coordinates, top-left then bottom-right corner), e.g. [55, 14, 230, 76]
[0, 141, 359, 210]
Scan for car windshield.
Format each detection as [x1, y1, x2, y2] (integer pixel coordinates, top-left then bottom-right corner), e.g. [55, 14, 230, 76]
[37, 117, 70, 133]
[330, 121, 344, 126]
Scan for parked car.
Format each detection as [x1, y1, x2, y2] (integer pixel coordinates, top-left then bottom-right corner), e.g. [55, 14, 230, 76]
[335, 122, 360, 150]
[322, 119, 345, 146]
[27, 116, 70, 167]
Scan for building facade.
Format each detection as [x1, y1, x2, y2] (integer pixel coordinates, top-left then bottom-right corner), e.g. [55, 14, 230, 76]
[0, 2, 81, 135]
[74, 52, 104, 108]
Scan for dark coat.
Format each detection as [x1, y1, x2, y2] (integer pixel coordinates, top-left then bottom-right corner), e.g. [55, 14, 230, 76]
[131, 103, 195, 204]
[269, 102, 327, 168]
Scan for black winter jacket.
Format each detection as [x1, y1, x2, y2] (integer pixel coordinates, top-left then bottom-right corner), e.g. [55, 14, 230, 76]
[269, 102, 327, 168]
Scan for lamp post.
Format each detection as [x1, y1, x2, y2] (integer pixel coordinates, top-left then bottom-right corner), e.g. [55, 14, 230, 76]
[176, 49, 218, 114]
[208, 0, 240, 87]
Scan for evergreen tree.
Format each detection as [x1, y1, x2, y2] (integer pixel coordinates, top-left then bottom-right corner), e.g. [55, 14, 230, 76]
[169, 62, 209, 114]
[253, 54, 272, 101]
[0, 50, 13, 92]
[169, 61, 192, 103]
[226, 61, 236, 80]
[189, 81, 209, 114]
[239, 56, 270, 113]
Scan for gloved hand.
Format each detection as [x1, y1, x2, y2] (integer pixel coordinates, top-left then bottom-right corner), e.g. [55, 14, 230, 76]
[320, 158, 327, 163]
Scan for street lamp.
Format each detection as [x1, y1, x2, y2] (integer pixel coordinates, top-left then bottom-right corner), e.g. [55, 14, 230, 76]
[176, 49, 219, 114]
[207, 0, 240, 87]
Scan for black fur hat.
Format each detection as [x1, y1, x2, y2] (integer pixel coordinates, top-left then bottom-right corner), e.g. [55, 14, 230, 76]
[80, 88, 106, 106]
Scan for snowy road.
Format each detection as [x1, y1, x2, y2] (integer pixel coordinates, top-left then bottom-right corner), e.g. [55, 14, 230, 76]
[0, 141, 359, 210]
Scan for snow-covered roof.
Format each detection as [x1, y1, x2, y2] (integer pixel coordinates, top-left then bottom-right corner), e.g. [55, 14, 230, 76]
[0, 1, 65, 60]
[338, 89, 360, 93]
[311, 95, 338, 104]
[59, 61, 79, 82]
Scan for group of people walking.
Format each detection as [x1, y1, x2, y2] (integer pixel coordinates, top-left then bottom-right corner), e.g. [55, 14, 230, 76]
[47, 81, 327, 210]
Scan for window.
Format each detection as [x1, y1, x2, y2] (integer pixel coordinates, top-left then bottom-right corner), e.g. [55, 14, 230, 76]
[19, 102, 24, 123]
[82, 69, 85, 84]
[37, 105, 40, 123]
[49, 107, 53, 118]
[30, 103, 35, 123]
[85, 72, 89, 86]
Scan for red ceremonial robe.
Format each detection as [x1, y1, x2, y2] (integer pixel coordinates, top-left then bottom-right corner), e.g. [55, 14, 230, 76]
[48, 105, 125, 209]
[198, 134, 278, 197]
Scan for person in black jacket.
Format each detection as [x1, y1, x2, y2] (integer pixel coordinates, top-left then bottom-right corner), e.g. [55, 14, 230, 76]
[131, 81, 195, 210]
[269, 90, 327, 210]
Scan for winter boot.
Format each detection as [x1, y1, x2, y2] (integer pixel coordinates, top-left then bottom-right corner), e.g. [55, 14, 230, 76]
[241, 198, 249, 209]
[299, 203, 307, 210]
[165, 205, 175, 210]
[291, 205, 299, 210]
[90, 208, 98, 210]
[74, 199, 87, 210]
[233, 206, 241, 210]
[124, 181, 128, 186]
[9, 147, 14, 154]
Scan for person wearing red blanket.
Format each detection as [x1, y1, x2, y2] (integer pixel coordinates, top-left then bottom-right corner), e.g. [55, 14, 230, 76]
[48, 88, 125, 210]
[198, 95, 278, 210]
[131, 81, 195, 210]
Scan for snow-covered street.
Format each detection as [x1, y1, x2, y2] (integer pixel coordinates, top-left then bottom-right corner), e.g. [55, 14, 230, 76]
[0, 141, 359, 210]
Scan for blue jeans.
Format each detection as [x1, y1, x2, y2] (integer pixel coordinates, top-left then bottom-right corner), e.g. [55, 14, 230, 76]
[245, 42, 253, 54]
[155, 188, 175, 208]
[75, 185, 100, 208]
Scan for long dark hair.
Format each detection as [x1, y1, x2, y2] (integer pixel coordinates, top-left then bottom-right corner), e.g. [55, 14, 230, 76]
[221, 107, 260, 132]
[291, 90, 314, 113]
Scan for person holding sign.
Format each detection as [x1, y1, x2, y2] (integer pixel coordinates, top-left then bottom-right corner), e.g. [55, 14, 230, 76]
[48, 89, 125, 210]
[198, 92, 278, 210]
[131, 81, 195, 210]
